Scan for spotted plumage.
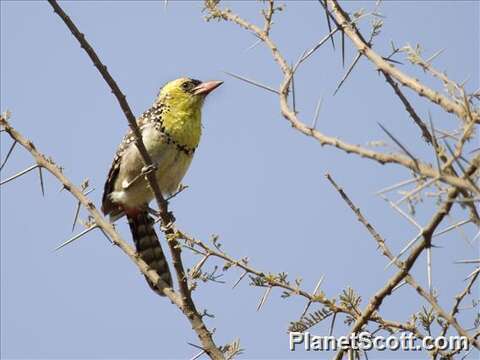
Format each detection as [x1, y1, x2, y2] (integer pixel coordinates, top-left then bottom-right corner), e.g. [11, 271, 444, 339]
[101, 77, 223, 296]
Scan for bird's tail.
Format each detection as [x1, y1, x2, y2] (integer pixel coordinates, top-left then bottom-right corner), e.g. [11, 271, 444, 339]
[127, 211, 173, 296]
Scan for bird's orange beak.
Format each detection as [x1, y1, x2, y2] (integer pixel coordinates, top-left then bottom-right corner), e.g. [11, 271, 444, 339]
[192, 80, 223, 95]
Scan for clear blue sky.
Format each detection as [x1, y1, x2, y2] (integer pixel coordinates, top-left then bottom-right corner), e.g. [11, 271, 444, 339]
[1, 1, 479, 359]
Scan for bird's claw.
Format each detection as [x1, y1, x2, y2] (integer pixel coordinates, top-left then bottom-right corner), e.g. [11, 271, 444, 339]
[161, 211, 176, 231]
[141, 164, 157, 175]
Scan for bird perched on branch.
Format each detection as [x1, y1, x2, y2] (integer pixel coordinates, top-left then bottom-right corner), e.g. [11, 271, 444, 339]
[101, 77, 223, 296]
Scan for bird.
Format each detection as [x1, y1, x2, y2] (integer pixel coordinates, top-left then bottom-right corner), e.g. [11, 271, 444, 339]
[101, 77, 223, 296]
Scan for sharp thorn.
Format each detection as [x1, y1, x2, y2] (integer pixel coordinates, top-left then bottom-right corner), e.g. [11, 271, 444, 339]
[54, 225, 97, 251]
[256, 286, 272, 311]
[300, 300, 312, 320]
[311, 95, 324, 129]
[433, 219, 471, 238]
[464, 267, 480, 281]
[471, 230, 480, 243]
[187, 342, 205, 351]
[382, 56, 403, 65]
[99, 228, 113, 244]
[291, 65, 296, 114]
[190, 350, 206, 360]
[454, 259, 480, 264]
[381, 195, 422, 230]
[395, 177, 437, 206]
[375, 177, 423, 195]
[425, 48, 445, 64]
[84, 188, 95, 196]
[0, 164, 38, 186]
[321, 0, 336, 50]
[299, 27, 340, 65]
[385, 232, 422, 269]
[38, 167, 45, 197]
[224, 71, 279, 94]
[328, 312, 337, 336]
[71, 201, 81, 232]
[232, 270, 248, 289]
[333, 52, 362, 96]
[299, 275, 325, 319]
[244, 38, 262, 52]
[378, 122, 419, 169]
[312, 274, 325, 295]
[392, 280, 407, 292]
[0, 140, 17, 171]
[427, 247, 433, 294]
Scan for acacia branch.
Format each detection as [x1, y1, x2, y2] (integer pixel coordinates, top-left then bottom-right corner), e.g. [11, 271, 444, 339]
[203, 3, 479, 356]
[44, 1, 223, 357]
[46, 3, 193, 302]
[177, 229, 431, 341]
[0, 115, 224, 359]
[0, 116, 173, 299]
[432, 268, 480, 358]
[203, 1, 479, 196]
[326, 172, 480, 356]
[46, 0, 171, 223]
[327, 0, 480, 124]
[1, 114, 225, 359]
[329, 161, 480, 359]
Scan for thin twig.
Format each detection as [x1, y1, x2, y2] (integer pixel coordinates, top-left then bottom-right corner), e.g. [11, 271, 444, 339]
[7, 1, 223, 351]
[325, 171, 480, 354]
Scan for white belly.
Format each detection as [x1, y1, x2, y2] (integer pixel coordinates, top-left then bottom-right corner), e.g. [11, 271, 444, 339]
[109, 126, 194, 209]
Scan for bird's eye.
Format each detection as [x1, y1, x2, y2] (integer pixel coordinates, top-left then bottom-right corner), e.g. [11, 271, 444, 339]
[181, 79, 201, 92]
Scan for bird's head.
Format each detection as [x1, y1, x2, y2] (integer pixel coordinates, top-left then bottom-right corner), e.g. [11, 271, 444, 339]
[156, 77, 223, 112]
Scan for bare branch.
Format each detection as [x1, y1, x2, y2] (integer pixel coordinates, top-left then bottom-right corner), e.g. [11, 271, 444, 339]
[45, 2, 223, 357]
[327, 0, 480, 123]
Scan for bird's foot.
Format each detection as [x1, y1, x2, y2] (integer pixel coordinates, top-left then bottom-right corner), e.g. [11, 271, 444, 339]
[161, 211, 176, 231]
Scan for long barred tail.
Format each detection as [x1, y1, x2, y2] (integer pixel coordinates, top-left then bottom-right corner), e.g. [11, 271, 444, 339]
[127, 211, 173, 296]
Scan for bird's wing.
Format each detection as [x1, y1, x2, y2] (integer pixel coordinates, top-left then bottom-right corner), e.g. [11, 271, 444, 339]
[101, 104, 168, 217]
[101, 131, 136, 217]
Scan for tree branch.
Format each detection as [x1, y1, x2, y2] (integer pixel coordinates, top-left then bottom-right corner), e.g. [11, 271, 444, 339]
[326, 172, 480, 357]
[327, 0, 480, 124]
[204, 1, 479, 196]
[39, 2, 224, 357]
[329, 161, 480, 359]
[1, 114, 225, 359]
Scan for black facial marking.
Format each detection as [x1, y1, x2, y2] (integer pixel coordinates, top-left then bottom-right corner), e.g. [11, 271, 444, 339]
[181, 78, 202, 93]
